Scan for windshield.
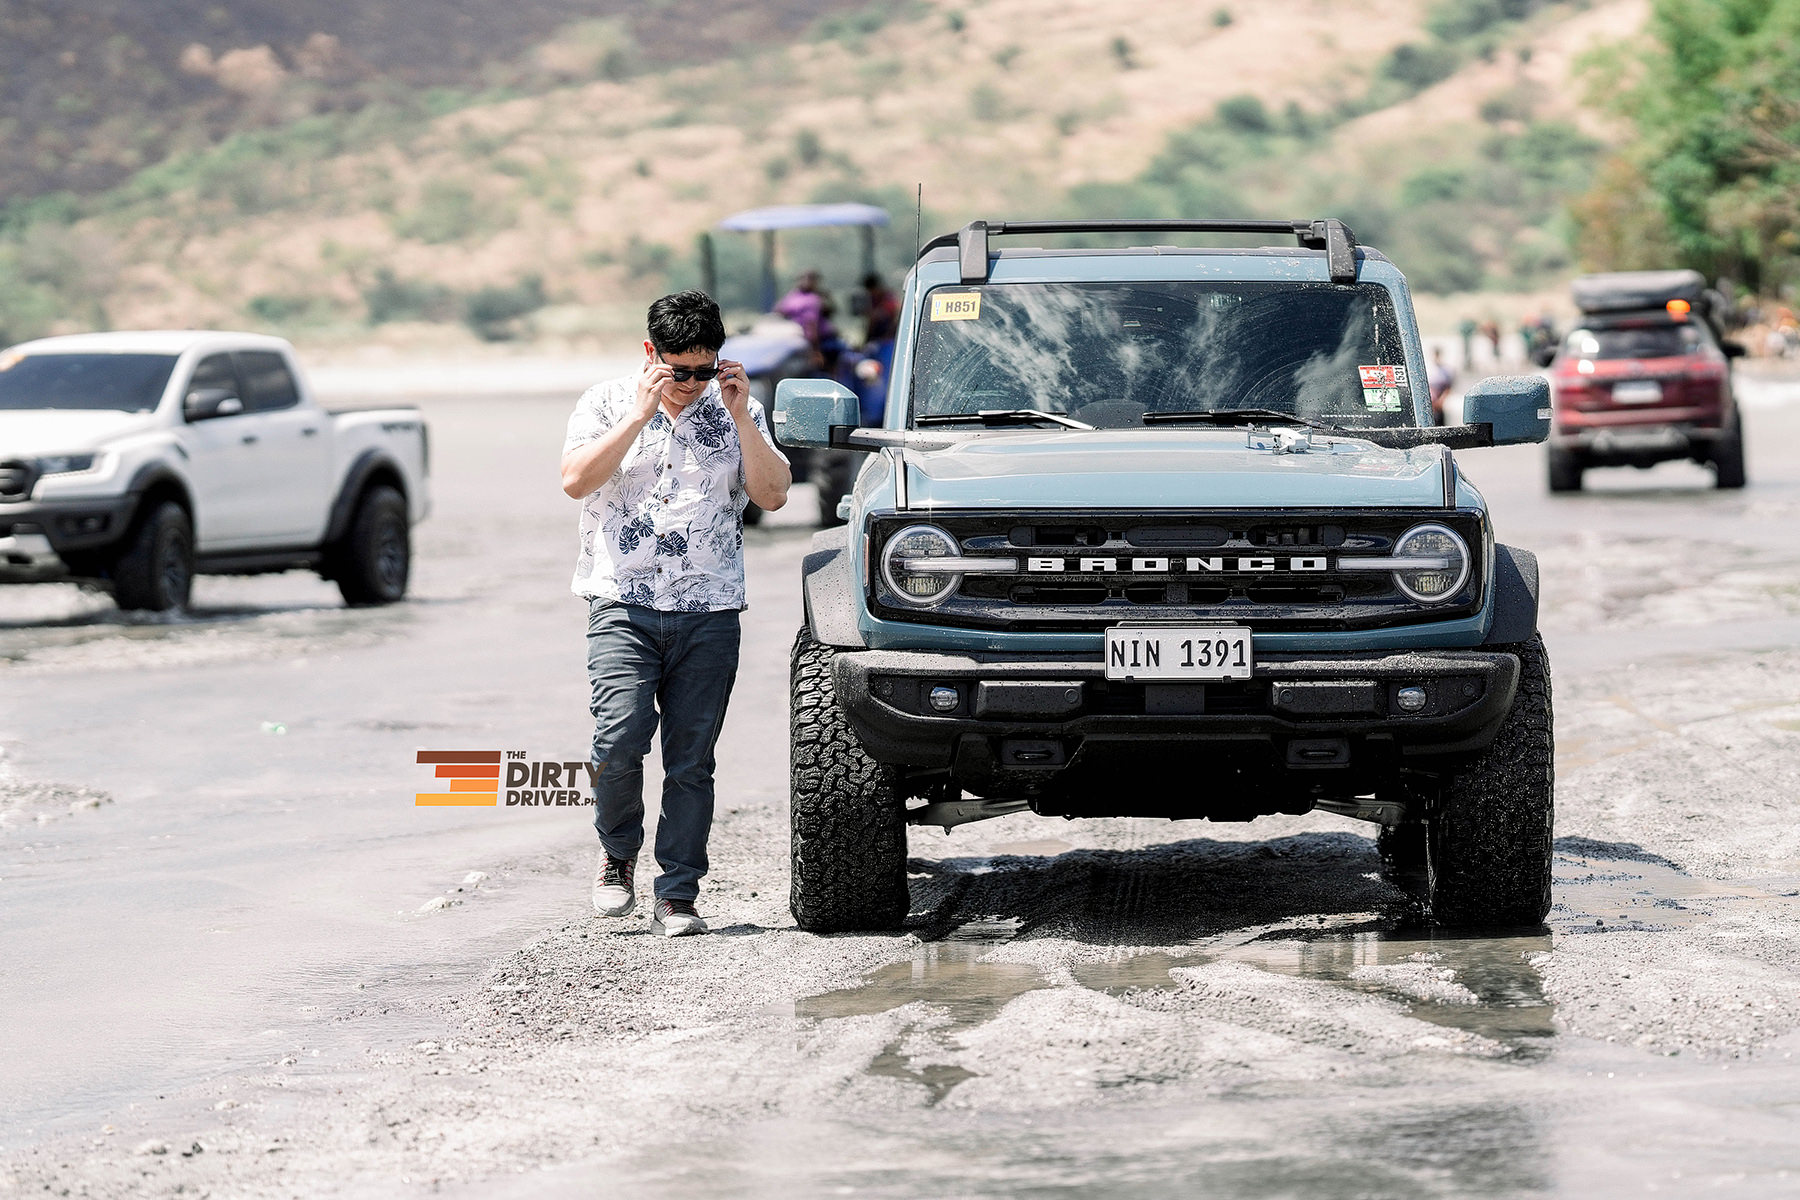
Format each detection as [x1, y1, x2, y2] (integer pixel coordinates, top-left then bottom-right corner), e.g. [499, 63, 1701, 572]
[1563, 324, 1709, 361]
[910, 281, 1414, 429]
[0, 352, 178, 412]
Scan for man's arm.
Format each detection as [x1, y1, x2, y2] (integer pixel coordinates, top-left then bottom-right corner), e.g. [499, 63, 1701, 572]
[560, 366, 668, 498]
[717, 360, 791, 511]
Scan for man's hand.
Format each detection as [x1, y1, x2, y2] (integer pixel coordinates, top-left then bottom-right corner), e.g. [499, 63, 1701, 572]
[717, 359, 792, 511]
[717, 359, 750, 422]
[634, 359, 672, 424]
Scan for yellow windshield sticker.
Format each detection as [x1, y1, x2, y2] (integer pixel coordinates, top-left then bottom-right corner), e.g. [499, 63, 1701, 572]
[929, 292, 982, 322]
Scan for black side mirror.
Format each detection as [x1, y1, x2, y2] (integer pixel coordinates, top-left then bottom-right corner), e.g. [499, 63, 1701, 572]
[1721, 339, 1747, 359]
[185, 387, 243, 421]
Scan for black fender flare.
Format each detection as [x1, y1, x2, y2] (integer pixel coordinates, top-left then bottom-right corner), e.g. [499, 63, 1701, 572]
[118, 463, 194, 539]
[1484, 543, 1540, 645]
[324, 450, 408, 547]
[802, 526, 866, 649]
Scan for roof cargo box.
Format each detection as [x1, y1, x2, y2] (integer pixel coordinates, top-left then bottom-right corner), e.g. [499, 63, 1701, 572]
[1570, 269, 1707, 315]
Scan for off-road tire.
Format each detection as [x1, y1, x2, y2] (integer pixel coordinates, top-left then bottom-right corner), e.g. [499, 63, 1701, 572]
[111, 501, 194, 612]
[789, 628, 909, 932]
[331, 484, 410, 606]
[1712, 411, 1746, 489]
[1546, 445, 1583, 493]
[1426, 633, 1554, 926]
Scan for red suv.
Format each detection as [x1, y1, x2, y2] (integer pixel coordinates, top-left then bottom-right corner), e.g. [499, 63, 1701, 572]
[1545, 270, 1746, 492]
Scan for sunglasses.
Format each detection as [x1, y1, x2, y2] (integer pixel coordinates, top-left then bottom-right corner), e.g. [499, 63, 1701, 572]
[656, 355, 721, 383]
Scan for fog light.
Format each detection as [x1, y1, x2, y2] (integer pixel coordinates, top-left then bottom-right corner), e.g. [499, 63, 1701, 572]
[1396, 686, 1428, 713]
[928, 686, 960, 713]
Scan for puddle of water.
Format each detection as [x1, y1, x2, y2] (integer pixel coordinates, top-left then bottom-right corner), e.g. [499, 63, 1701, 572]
[794, 854, 1787, 1098]
[1072, 928, 1556, 1048]
[796, 922, 1042, 1034]
[795, 919, 1042, 1104]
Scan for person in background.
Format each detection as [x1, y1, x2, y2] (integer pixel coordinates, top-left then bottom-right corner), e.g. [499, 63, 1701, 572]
[1427, 347, 1456, 426]
[860, 274, 899, 347]
[560, 290, 791, 937]
[775, 269, 827, 360]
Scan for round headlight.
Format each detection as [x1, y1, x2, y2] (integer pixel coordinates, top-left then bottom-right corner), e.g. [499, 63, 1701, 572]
[1392, 523, 1470, 603]
[881, 524, 960, 607]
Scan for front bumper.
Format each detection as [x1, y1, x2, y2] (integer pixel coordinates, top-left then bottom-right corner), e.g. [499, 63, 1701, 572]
[834, 646, 1521, 809]
[0, 495, 136, 581]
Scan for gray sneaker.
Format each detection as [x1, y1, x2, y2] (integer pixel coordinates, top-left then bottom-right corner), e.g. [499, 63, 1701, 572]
[651, 898, 707, 937]
[592, 853, 636, 917]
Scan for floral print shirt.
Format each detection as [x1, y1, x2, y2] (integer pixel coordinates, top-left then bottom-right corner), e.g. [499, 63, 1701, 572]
[564, 377, 786, 611]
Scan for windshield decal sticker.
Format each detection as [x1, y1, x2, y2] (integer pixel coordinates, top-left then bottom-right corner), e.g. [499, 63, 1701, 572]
[929, 292, 982, 322]
[1357, 364, 1407, 388]
[1362, 387, 1403, 412]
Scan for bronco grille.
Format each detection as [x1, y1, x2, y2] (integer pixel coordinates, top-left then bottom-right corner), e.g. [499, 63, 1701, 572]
[869, 510, 1485, 632]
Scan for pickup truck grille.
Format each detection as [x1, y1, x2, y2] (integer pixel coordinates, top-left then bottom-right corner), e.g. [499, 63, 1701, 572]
[869, 510, 1485, 632]
[0, 461, 35, 502]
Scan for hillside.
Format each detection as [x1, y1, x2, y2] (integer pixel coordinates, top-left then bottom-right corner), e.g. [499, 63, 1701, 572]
[0, 0, 1648, 349]
[0, 0, 864, 203]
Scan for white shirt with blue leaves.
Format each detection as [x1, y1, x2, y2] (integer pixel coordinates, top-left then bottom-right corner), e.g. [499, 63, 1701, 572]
[564, 377, 786, 612]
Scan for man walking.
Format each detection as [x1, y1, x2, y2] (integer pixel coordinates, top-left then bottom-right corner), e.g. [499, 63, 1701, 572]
[560, 291, 791, 936]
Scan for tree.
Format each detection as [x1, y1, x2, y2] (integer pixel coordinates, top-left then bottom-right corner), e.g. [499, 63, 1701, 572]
[1578, 0, 1800, 294]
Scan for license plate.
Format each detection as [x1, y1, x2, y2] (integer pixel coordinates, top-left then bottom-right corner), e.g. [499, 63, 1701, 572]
[1612, 380, 1663, 404]
[1104, 626, 1253, 681]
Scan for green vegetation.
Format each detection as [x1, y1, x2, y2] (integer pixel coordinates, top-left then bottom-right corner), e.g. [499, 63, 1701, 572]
[362, 269, 457, 325]
[0, 226, 117, 344]
[464, 275, 546, 341]
[1575, 0, 1800, 293]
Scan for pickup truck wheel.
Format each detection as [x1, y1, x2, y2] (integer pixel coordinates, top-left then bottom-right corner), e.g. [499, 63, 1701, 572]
[1546, 445, 1583, 493]
[789, 629, 909, 932]
[111, 501, 193, 612]
[1712, 412, 1747, 489]
[1426, 633, 1554, 927]
[333, 485, 410, 606]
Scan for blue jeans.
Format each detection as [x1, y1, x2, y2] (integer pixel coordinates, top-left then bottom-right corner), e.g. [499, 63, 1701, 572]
[586, 598, 741, 903]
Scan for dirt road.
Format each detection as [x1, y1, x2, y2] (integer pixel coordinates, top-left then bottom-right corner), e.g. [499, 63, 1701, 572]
[4, 376, 1799, 1197]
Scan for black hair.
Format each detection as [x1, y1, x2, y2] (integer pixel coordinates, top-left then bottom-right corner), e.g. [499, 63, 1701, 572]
[646, 290, 726, 355]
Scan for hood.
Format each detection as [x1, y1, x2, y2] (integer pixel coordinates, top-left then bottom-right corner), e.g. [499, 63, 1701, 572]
[0, 409, 158, 458]
[900, 429, 1448, 510]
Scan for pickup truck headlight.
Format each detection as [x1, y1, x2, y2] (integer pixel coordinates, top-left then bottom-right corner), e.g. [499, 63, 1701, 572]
[1390, 523, 1470, 603]
[882, 524, 961, 607]
[35, 453, 98, 476]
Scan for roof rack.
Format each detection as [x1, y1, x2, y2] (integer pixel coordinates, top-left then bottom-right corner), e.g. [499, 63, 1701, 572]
[920, 219, 1361, 286]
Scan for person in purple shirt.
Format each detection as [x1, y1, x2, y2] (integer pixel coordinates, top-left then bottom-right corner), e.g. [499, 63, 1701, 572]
[775, 270, 826, 351]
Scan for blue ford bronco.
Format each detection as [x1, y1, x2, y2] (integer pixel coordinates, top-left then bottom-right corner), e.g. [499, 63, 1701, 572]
[774, 219, 1554, 933]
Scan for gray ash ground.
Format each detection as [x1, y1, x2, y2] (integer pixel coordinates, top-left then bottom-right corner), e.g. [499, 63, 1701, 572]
[4, 389, 1800, 1197]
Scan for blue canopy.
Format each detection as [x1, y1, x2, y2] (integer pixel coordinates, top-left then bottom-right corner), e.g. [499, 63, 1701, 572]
[716, 203, 890, 232]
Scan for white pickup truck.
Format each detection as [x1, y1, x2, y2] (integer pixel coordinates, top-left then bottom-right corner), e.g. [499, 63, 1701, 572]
[0, 331, 429, 611]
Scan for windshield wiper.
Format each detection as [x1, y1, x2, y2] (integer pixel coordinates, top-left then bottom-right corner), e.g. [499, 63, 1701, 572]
[1143, 408, 1340, 432]
[918, 409, 1095, 430]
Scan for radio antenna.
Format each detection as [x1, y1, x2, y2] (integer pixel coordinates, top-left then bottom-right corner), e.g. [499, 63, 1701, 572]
[915, 183, 923, 256]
